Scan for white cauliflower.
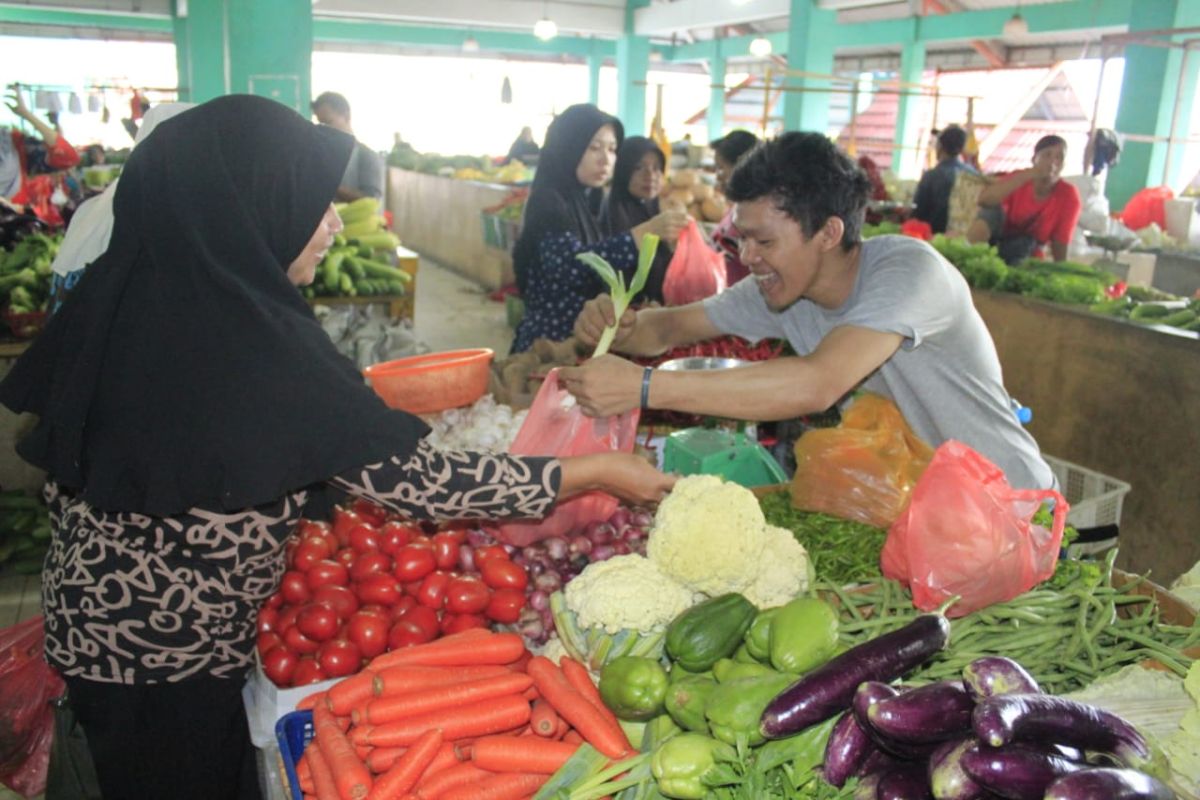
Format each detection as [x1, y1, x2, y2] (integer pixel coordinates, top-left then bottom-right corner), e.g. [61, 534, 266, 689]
[742, 525, 812, 609]
[564, 554, 696, 633]
[647, 474, 768, 596]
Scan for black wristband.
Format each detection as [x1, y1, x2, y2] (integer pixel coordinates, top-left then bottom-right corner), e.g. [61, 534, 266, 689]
[640, 366, 654, 410]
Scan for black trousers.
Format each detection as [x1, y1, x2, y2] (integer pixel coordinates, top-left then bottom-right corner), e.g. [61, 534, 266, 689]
[59, 675, 262, 800]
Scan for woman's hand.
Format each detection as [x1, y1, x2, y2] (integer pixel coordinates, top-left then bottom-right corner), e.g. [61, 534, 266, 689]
[558, 452, 676, 507]
[633, 208, 689, 246]
[4, 85, 33, 122]
[573, 294, 637, 351]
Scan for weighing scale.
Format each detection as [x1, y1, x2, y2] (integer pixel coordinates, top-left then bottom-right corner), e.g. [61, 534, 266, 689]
[656, 357, 789, 488]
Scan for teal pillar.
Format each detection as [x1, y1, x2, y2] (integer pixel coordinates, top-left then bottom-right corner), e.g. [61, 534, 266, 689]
[779, 0, 836, 133]
[617, 0, 650, 134]
[707, 42, 726, 143]
[172, 0, 312, 113]
[587, 52, 602, 106]
[1109, 0, 1200, 209]
[892, 34, 926, 177]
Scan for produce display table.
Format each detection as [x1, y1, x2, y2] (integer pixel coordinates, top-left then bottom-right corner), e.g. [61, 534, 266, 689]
[306, 246, 419, 322]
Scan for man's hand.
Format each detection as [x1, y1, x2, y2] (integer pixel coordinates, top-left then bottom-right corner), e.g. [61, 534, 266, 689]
[573, 294, 637, 352]
[558, 354, 644, 417]
[4, 85, 32, 121]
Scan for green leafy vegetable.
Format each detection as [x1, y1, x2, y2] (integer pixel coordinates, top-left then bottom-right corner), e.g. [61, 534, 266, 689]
[759, 491, 887, 585]
[577, 234, 660, 357]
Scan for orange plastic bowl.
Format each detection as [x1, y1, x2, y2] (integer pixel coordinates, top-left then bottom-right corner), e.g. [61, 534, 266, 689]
[363, 348, 495, 415]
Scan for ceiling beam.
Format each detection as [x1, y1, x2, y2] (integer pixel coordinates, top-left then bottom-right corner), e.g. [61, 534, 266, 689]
[314, 19, 617, 58]
[0, 4, 169, 32]
[634, 0, 790, 38]
[922, 0, 1005, 68]
[312, 0, 623, 37]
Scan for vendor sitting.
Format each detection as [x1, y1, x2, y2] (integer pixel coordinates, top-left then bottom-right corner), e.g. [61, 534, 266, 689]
[559, 132, 1054, 491]
[912, 125, 976, 235]
[966, 135, 1081, 264]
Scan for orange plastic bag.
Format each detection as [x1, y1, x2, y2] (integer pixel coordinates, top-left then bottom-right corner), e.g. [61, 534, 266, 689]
[790, 394, 933, 529]
[0, 616, 64, 798]
[881, 440, 1068, 617]
[496, 368, 640, 546]
[663, 220, 727, 306]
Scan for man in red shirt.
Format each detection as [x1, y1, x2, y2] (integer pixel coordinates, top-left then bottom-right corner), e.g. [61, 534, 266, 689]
[967, 135, 1081, 264]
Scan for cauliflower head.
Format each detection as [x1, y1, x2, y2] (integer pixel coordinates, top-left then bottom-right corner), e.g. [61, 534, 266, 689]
[742, 525, 812, 609]
[647, 474, 768, 596]
[564, 554, 696, 634]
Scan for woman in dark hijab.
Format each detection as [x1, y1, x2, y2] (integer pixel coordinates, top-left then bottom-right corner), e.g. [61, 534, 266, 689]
[511, 103, 685, 354]
[709, 129, 759, 285]
[601, 136, 671, 305]
[0, 95, 673, 800]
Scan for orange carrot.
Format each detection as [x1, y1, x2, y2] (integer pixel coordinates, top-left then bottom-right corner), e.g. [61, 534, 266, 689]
[373, 665, 511, 698]
[421, 742, 460, 781]
[509, 649, 533, 674]
[522, 685, 540, 702]
[370, 728, 443, 799]
[362, 694, 532, 747]
[441, 772, 548, 800]
[367, 630, 494, 670]
[354, 744, 372, 761]
[366, 746, 407, 774]
[413, 762, 490, 799]
[471, 736, 580, 774]
[563, 730, 583, 745]
[297, 690, 328, 711]
[369, 632, 526, 670]
[526, 657, 631, 759]
[314, 703, 374, 800]
[327, 670, 377, 715]
[298, 754, 312, 784]
[560, 656, 623, 731]
[365, 673, 533, 725]
[530, 700, 559, 737]
[305, 742, 341, 800]
[553, 715, 571, 740]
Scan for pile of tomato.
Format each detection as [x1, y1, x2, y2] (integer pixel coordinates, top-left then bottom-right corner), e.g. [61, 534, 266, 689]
[256, 500, 528, 688]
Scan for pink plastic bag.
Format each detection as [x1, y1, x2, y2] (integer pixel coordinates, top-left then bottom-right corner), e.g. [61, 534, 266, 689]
[880, 441, 1068, 617]
[663, 219, 727, 306]
[495, 368, 640, 546]
[0, 615, 64, 798]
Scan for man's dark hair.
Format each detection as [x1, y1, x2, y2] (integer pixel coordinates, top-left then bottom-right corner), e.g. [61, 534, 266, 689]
[938, 125, 967, 157]
[725, 131, 872, 252]
[311, 91, 351, 118]
[711, 130, 758, 164]
[1034, 134, 1067, 154]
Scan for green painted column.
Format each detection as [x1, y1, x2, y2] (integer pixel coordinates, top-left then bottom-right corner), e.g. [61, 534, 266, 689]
[1109, 0, 1200, 209]
[617, 0, 650, 134]
[779, 0, 836, 133]
[587, 51, 602, 106]
[172, 0, 312, 113]
[892, 32, 926, 177]
[708, 42, 726, 142]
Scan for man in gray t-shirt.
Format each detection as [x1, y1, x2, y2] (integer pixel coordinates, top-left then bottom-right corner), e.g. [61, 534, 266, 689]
[312, 91, 384, 202]
[559, 132, 1053, 491]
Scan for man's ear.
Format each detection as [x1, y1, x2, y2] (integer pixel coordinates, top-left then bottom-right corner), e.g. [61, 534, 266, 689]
[818, 216, 846, 252]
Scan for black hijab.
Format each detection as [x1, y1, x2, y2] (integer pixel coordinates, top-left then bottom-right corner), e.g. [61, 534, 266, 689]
[0, 95, 428, 516]
[601, 137, 668, 304]
[513, 104, 623, 293]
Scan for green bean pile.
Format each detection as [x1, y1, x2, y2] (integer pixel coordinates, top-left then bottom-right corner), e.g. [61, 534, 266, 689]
[816, 551, 1200, 695]
[759, 490, 887, 586]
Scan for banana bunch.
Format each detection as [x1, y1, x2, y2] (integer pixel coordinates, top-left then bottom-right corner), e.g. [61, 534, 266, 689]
[304, 198, 409, 299]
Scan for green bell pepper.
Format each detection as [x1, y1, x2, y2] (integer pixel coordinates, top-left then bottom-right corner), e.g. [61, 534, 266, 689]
[650, 733, 733, 800]
[769, 596, 839, 675]
[664, 675, 718, 733]
[599, 656, 669, 721]
[711, 658, 776, 683]
[744, 607, 778, 661]
[705, 673, 795, 747]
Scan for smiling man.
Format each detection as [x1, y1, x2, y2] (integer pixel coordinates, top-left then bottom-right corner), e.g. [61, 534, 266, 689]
[559, 131, 1054, 490]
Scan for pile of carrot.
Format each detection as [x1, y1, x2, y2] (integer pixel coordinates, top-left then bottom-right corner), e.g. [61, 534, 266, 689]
[290, 629, 633, 800]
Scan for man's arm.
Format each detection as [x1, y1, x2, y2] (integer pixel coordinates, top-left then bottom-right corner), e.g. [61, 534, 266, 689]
[975, 169, 1033, 207]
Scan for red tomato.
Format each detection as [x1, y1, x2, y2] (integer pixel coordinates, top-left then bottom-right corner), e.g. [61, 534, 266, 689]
[391, 595, 417, 620]
[407, 534, 433, 549]
[394, 546, 436, 582]
[292, 539, 331, 572]
[306, 560, 350, 591]
[331, 506, 363, 547]
[298, 519, 332, 540]
[473, 545, 509, 568]
[357, 603, 389, 618]
[349, 552, 392, 583]
[256, 630, 283, 655]
[352, 498, 389, 527]
[417, 571, 451, 609]
[398, 604, 439, 636]
[388, 607, 439, 649]
[283, 625, 320, 655]
[485, 588, 526, 624]
[481, 559, 528, 592]
[291, 657, 327, 686]
[263, 591, 285, 610]
[261, 645, 299, 687]
[277, 604, 302, 631]
[279, 571, 311, 605]
[441, 613, 488, 636]
[444, 577, 490, 614]
[317, 639, 362, 678]
[346, 612, 389, 659]
[432, 532, 461, 571]
[296, 603, 340, 642]
[312, 584, 359, 619]
[348, 524, 381, 553]
[256, 606, 280, 634]
[334, 548, 358, 569]
[379, 522, 415, 555]
[356, 573, 403, 606]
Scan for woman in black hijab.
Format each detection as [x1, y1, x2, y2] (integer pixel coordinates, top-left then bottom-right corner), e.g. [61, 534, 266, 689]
[0, 95, 673, 800]
[511, 104, 685, 353]
[601, 136, 671, 305]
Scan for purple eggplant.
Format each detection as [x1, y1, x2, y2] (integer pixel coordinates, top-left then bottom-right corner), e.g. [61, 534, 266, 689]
[928, 738, 988, 800]
[1043, 768, 1176, 800]
[852, 682, 939, 760]
[960, 745, 1084, 799]
[971, 694, 1150, 768]
[854, 681, 901, 726]
[760, 614, 951, 739]
[824, 711, 877, 788]
[868, 681, 975, 745]
[858, 748, 900, 779]
[855, 774, 882, 800]
[962, 656, 1040, 700]
[877, 762, 934, 800]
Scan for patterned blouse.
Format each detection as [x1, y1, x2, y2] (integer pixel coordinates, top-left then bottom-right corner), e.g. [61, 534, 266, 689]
[511, 230, 639, 353]
[41, 441, 559, 684]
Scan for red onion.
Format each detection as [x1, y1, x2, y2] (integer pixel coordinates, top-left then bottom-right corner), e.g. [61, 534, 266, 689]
[623, 531, 645, 549]
[528, 590, 549, 611]
[466, 528, 494, 549]
[612, 541, 631, 556]
[569, 535, 593, 556]
[526, 560, 546, 578]
[533, 572, 561, 594]
[588, 522, 615, 545]
[590, 544, 615, 562]
[521, 546, 541, 563]
[543, 537, 568, 561]
[608, 508, 632, 530]
[631, 511, 654, 530]
[458, 545, 476, 573]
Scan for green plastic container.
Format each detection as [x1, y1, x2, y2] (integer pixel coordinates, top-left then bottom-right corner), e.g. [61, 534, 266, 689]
[662, 428, 787, 488]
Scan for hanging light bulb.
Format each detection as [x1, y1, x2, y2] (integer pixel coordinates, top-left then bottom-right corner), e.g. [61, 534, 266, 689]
[462, 35, 480, 53]
[749, 37, 772, 58]
[1003, 12, 1028, 36]
[534, 17, 558, 40]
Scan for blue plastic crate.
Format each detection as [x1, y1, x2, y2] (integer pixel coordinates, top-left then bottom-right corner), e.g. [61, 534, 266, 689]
[276, 709, 313, 800]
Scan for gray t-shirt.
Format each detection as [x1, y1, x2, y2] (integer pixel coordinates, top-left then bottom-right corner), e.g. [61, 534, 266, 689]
[703, 235, 1054, 490]
[342, 141, 384, 200]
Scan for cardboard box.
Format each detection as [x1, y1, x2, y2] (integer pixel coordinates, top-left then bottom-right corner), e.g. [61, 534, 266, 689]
[243, 658, 338, 748]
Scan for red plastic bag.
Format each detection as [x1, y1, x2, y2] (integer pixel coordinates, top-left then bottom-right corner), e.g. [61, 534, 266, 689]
[663, 219, 727, 306]
[881, 441, 1068, 617]
[0, 616, 64, 798]
[496, 368, 640, 546]
[1118, 186, 1173, 231]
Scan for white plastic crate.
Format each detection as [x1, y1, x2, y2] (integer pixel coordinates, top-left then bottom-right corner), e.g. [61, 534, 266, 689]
[1044, 454, 1131, 530]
